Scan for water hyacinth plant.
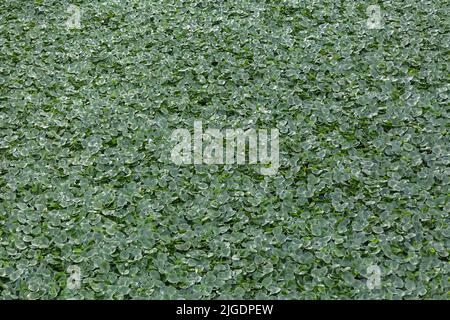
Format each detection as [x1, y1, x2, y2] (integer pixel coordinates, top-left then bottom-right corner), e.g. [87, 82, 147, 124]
[0, 0, 448, 300]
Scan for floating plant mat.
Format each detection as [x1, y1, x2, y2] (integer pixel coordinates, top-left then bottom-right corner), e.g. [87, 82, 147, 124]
[0, 0, 448, 299]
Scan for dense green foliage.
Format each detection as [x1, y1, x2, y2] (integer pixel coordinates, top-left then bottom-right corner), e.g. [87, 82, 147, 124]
[0, 0, 448, 299]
